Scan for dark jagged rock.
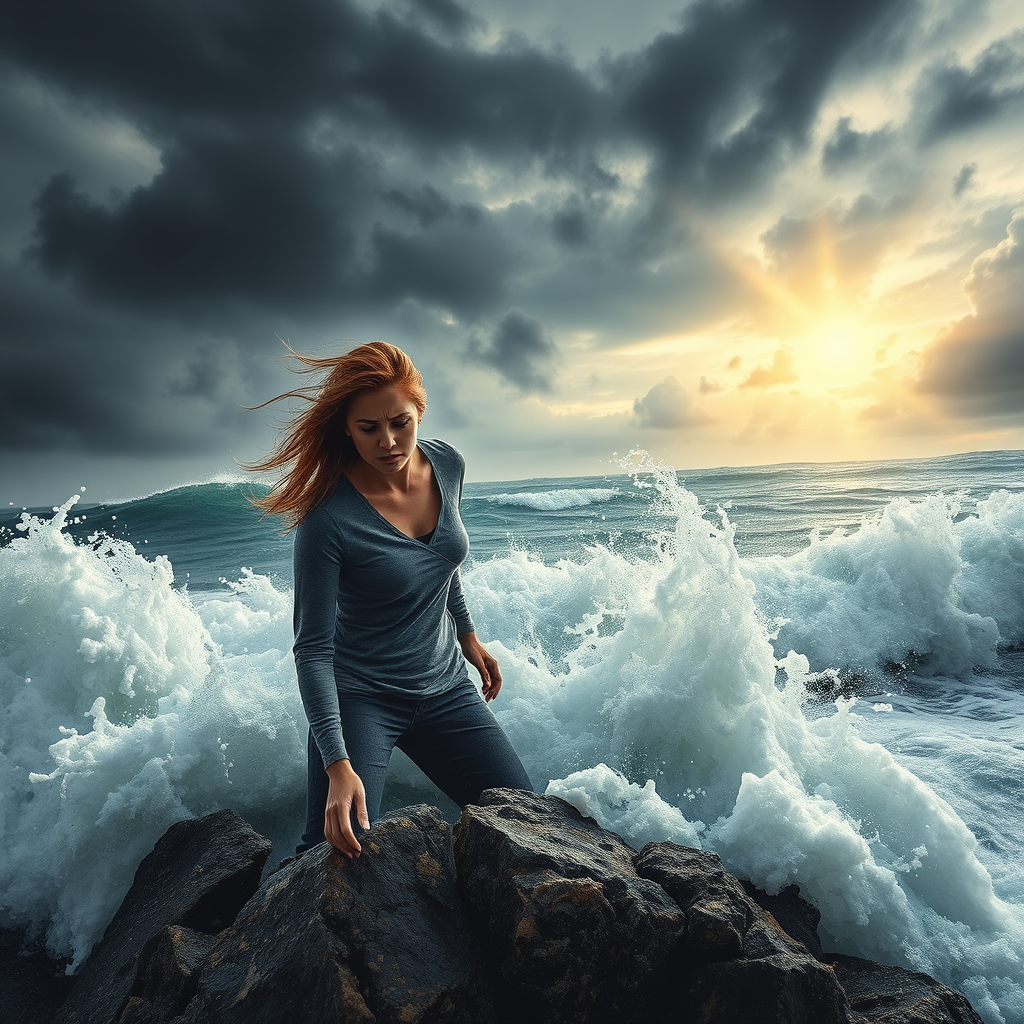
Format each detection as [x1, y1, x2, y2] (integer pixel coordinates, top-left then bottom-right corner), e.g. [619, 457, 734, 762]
[831, 954, 985, 1024]
[0, 927, 73, 1024]
[636, 842, 850, 1023]
[179, 804, 495, 1024]
[51, 791, 987, 1024]
[636, 843, 753, 958]
[55, 808, 272, 1024]
[116, 926, 215, 1024]
[453, 788, 686, 1023]
[742, 880, 825, 961]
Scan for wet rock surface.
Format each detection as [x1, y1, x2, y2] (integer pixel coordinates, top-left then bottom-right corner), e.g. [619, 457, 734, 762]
[636, 841, 850, 1023]
[832, 955, 984, 1024]
[55, 808, 271, 1024]
[454, 789, 685, 1023]
[0, 927, 73, 1024]
[46, 791, 984, 1024]
[179, 804, 494, 1024]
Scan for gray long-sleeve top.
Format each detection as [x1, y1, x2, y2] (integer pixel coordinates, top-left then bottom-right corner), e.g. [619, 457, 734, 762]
[292, 438, 475, 768]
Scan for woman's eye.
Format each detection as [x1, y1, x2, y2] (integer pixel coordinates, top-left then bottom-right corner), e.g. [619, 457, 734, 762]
[360, 426, 376, 434]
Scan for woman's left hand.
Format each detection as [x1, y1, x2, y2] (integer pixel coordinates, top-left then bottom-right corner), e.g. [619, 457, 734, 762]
[459, 632, 502, 701]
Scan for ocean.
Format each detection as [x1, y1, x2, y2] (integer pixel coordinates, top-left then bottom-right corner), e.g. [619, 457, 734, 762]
[1, 448, 1022, 1022]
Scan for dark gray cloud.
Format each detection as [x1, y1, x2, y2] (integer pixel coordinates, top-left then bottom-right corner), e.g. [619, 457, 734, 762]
[916, 211, 1024, 418]
[406, 0, 483, 40]
[916, 33, 1024, 144]
[364, 209, 519, 314]
[952, 162, 978, 197]
[3, 0, 602, 319]
[0, 261, 263, 454]
[27, 141, 370, 311]
[551, 199, 595, 249]
[821, 116, 894, 171]
[917, 317, 1024, 416]
[632, 377, 704, 429]
[468, 309, 558, 392]
[613, 0, 916, 201]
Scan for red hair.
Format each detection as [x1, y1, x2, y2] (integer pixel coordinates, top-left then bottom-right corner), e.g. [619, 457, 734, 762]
[247, 341, 427, 528]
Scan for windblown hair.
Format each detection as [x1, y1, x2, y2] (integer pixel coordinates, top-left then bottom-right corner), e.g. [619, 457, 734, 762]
[247, 341, 427, 529]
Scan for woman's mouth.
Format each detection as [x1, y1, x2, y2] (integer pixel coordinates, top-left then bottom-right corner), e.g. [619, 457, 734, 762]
[378, 453, 402, 463]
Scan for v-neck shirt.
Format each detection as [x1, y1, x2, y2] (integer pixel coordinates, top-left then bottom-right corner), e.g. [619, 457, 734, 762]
[292, 438, 475, 768]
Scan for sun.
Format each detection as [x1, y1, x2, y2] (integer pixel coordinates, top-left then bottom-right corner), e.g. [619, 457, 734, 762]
[797, 308, 876, 387]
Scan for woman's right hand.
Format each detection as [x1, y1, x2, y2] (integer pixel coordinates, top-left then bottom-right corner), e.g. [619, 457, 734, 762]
[324, 759, 370, 857]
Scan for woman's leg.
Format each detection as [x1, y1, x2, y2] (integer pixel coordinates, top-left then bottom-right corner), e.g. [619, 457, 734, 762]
[398, 679, 533, 808]
[297, 727, 330, 853]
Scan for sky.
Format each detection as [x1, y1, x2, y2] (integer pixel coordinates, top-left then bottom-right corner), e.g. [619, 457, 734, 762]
[2, 0, 1024, 506]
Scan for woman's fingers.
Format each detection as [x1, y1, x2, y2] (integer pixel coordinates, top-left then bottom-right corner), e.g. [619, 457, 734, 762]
[458, 634, 503, 700]
[324, 761, 368, 858]
[487, 652, 502, 688]
[353, 784, 370, 832]
[482, 650, 502, 700]
[338, 808, 362, 857]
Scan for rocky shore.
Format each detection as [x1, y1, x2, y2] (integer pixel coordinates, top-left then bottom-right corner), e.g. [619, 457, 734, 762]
[9, 790, 983, 1023]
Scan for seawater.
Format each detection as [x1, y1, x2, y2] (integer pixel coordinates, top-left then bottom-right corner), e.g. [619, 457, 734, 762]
[1, 449, 1022, 1023]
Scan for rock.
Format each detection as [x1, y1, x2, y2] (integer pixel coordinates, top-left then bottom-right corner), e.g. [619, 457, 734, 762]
[115, 926, 216, 1024]
[831, 954, 985, 1024]
[48, 792, 987, 1024]
[636, 842, 850, 1024]
[179, 804, 495, 1024]
[55, 809, 272, 1024]
[0, 927, 73, 1024]
[741, 881, 824, 961]
[453, 788, 686, 1024]
[636, 844, 753, 958]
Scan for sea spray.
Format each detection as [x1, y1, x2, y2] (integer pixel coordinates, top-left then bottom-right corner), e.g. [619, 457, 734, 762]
[745, 491, 1007, 677]
[465, 455, 1023, 1024]
[1, 463, 1023, 1022]
[0, 496, 305, 967]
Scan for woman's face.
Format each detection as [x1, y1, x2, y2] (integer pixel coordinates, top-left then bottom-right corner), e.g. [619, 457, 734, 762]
[345, 385, 422, 475]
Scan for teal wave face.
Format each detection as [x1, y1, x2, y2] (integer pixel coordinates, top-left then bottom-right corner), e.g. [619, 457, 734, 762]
[1, 482, 291, 592]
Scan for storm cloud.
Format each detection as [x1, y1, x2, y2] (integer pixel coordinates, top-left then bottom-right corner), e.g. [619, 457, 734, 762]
[469, 310, 559, 393]
[917, 210, 1024, 417]
[0, 0, 1022, 499]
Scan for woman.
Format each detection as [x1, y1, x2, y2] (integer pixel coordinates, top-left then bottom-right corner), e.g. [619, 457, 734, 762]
[251, 342, 532, 858]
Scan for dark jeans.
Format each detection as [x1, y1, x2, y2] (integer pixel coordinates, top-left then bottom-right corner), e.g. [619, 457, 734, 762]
[298, 677, 532, 852]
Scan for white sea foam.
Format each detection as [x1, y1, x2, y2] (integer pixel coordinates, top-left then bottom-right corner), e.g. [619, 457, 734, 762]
[0, 496, 305, 967]
[477, 487, 619, 511]
[2, 470, 1022, 1022]
[745, 488, 1024, 677]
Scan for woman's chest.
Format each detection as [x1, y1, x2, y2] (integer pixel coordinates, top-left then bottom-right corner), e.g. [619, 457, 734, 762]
[361, 483, 441, 539]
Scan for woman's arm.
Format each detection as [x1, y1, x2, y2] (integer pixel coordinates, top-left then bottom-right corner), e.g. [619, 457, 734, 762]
[446, 444, 502, 699]
[293, 505, 368, 857]
[292, 506, 349, 766]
